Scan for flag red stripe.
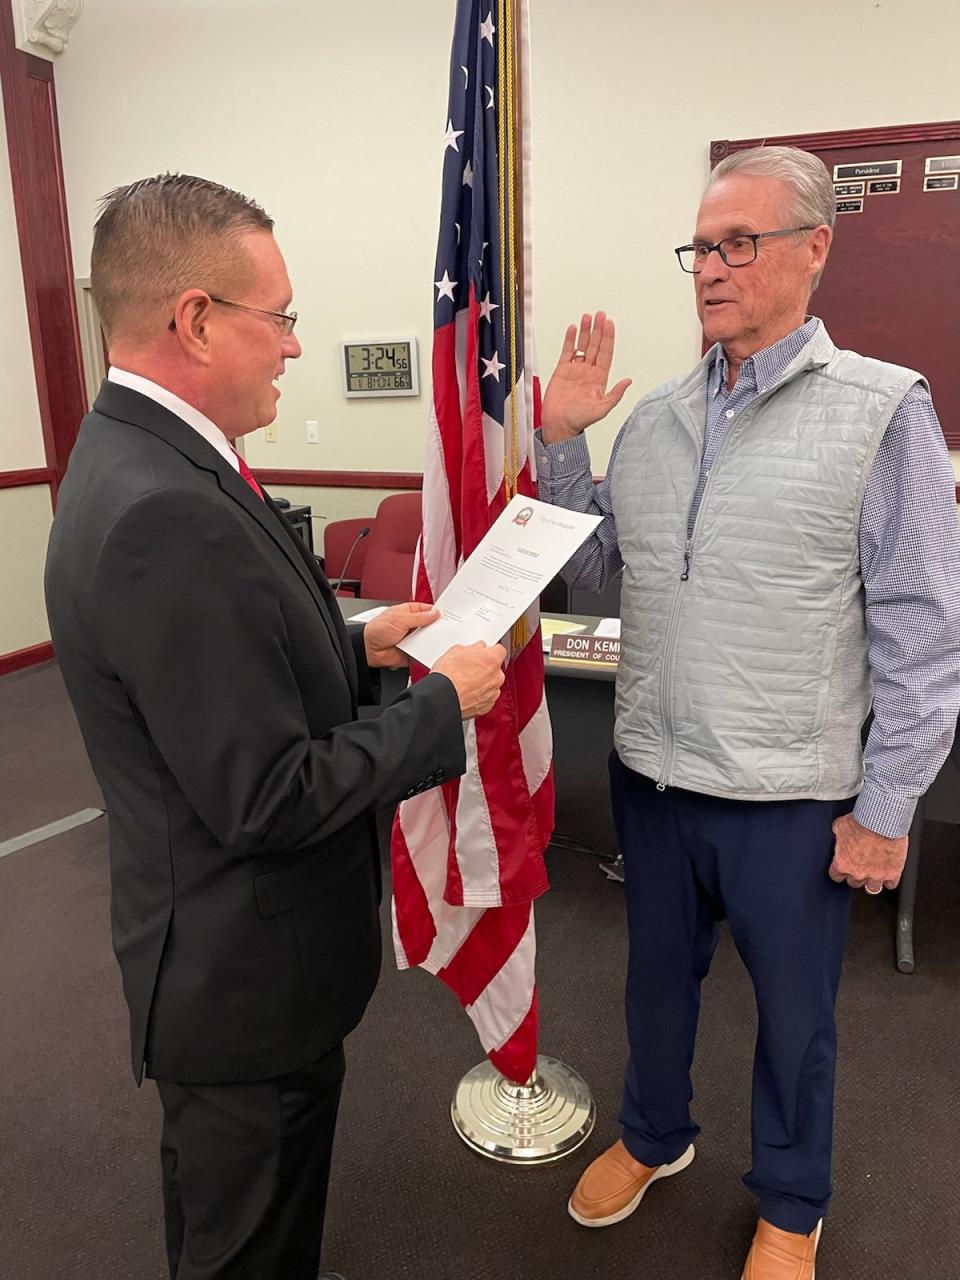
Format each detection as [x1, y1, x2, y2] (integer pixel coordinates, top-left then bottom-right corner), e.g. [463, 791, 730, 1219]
[390, 815, 437, 967]
[437, 901, 532, 1006]
[488, 986, 538, 1083]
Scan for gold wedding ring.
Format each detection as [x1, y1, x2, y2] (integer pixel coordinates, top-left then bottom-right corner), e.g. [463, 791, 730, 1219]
[865, 885, 883, 895]
[573, 349, 586, 360]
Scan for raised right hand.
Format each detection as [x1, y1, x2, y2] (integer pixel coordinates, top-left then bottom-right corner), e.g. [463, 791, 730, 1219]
[540, 311, 633, 444]
[433, 641, 507, 720]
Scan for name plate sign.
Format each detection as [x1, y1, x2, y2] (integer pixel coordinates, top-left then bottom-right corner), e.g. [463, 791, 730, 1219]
[925, 155, 960, 175]
[833, 159, 901, 181]
[550, 633, 621, 666]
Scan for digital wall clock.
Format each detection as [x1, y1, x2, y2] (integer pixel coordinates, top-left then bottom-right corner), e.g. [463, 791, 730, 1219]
[340, 337, 419, 398]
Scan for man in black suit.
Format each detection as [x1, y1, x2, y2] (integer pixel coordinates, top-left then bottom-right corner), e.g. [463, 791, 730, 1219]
[45, 174, 505, 1280]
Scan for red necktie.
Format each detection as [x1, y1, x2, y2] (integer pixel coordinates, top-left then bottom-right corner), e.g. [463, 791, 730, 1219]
[233, 449, 264, 501]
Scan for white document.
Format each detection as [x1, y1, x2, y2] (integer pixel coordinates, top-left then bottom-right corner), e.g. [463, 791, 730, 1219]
[345, 605, 388, 624]
[398, 495, 602, 668]
[593, 617, 621, 639]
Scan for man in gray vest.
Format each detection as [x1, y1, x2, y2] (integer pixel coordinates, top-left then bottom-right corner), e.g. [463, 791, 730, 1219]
[535, 146, 960, 1279]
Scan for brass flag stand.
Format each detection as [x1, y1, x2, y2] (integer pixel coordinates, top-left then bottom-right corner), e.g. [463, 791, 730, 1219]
[452, 1056, 595, 1164]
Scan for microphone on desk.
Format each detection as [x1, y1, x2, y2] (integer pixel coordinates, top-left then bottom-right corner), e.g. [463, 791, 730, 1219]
[329, 527, 371, 592]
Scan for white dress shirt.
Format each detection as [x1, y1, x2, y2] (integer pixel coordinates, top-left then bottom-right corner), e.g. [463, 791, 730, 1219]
[108, 367, 239, 473]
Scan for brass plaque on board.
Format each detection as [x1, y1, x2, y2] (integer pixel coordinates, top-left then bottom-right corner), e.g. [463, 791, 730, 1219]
[833, 159, 902, 181]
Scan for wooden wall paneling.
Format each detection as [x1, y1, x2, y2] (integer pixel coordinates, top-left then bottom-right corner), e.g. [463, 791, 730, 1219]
[252, 469, 424, 490]
[0, 7, 87, 498]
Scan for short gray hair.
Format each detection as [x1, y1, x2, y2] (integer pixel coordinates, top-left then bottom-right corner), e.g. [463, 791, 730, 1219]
[707, 145, 835, 287]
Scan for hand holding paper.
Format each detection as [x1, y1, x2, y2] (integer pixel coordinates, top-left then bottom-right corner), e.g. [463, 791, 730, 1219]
[434, 642, 507, 718]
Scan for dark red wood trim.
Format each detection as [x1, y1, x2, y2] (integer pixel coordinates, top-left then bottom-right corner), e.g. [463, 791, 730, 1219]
[253, 469, 424, 490]
[0, 7, 88, 504]
[0, 641, 54, 677]
[0, 468, 53, 489]
[711, 120, 960, 162]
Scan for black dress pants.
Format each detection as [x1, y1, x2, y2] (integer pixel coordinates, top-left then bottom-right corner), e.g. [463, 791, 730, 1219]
[155, 1043, 345, 1280]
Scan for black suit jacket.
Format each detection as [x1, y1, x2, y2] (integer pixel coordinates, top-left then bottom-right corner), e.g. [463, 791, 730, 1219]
[45, 382, 465, 1084]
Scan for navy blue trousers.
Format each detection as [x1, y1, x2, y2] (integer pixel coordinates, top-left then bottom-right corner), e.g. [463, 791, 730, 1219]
[610, 753, 854, 1235]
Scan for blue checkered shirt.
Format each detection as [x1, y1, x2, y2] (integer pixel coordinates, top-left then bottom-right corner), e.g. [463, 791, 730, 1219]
[535, 319, 960, 837]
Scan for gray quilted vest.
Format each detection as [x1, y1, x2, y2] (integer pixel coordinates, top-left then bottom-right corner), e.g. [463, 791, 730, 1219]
[611, 324, 922, 800]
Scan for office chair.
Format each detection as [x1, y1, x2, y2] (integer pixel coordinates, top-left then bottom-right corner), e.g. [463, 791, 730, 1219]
[359, 492, 423, 601]
[321, 517, 372, 596]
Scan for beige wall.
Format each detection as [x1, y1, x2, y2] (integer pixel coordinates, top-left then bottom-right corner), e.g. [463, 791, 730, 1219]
[0, 76, 51, 653]
[0, 86, 44, 471]
[54, 0, 960, 481]
[0, 485, 53, 653]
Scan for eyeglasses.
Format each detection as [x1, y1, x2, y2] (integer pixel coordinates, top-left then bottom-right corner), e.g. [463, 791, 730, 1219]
[674, 226, 817, 274]
[167, 295, 298, 335]
[209, 295, 298, 335]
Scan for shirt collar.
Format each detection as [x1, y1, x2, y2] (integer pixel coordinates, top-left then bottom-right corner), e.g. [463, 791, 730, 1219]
[107, 367, 239, 472]
[710, 317, 820, 398]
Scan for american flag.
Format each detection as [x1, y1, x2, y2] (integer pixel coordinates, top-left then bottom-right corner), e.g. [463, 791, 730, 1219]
[390, 0, 553, 1085]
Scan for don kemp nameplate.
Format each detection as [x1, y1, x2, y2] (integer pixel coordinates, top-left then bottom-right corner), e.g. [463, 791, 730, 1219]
[549, 633, 621, 666]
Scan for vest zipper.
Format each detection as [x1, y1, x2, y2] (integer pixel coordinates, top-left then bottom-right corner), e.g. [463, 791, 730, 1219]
[657, 545, 691, 789]
[658, 402, 760, 789]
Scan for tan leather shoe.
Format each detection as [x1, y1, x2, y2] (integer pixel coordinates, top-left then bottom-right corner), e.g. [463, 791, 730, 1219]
[567, 1138, 695, 1227]
[741, 1219, 823, 1280]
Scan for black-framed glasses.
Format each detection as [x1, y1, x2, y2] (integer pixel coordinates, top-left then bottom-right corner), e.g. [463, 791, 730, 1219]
[674, 226, 816, 274]
[167, 295, 298, 334]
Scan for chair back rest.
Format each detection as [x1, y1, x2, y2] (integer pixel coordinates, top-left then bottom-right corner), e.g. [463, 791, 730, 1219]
[360, 492, 423, 601]
[322, 517, 372, 594]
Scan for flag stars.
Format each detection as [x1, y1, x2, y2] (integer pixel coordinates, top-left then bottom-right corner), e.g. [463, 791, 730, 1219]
[482, 352, 506, 380]
[480, 12, 495, 44]
[462, 160, 474, 188]
[485, 85, 495, 110]
[434, 270, 458, 302]
[461, 65, 469, 89]
[478, 241, 489, 267]
[478, 292, 499, 322]
[443, 119, 464, 154]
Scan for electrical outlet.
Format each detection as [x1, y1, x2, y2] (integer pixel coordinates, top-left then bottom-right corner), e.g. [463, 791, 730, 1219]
[305, 420, 319, 444]
[264, 423, 278, 443]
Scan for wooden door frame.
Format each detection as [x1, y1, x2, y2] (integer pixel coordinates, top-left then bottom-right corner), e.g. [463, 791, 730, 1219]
[0, 3, 88, 502]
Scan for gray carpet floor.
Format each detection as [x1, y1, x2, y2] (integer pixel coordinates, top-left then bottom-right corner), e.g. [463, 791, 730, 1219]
[1, 663, 958, 1279]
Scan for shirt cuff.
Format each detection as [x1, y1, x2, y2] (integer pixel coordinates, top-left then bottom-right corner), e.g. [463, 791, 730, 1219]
[534, 430, 592, 482]
[853, 778, 917, 839]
